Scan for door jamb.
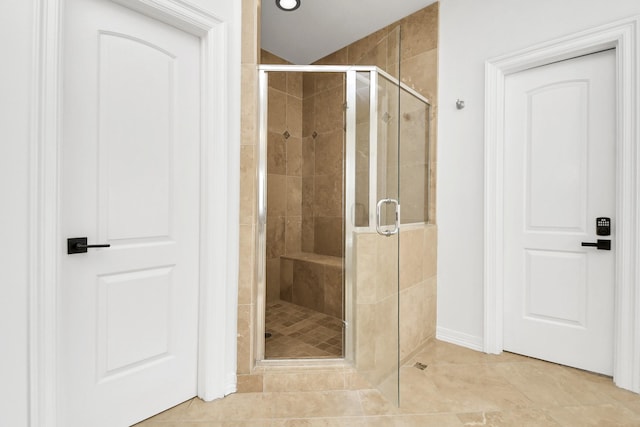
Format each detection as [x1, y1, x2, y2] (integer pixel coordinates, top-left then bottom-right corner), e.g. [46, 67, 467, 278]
[29, 0, 240, 425]
[484, 16, 640, 392]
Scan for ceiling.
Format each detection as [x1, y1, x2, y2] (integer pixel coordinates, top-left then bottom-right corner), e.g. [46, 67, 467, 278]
[261, 0, 437, 65]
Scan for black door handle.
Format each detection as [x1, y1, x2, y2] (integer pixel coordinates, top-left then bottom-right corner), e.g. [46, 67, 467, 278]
[67, 237, 111, 254]
[581, 239, 611, 250]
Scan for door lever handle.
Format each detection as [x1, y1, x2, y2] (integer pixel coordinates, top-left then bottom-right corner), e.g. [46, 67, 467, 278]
[67, 237, 111, 254]
[581, 239, 611, 251]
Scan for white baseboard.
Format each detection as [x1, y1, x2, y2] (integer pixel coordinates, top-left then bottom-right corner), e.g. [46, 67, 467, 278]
[436, 327, 484, 352]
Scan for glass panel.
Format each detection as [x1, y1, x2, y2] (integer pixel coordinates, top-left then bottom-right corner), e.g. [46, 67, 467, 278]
[377, 75, 400, 225]
[353, 67, 400, 405]
[396, 35, 433, 411]
[396, 88, 431, 409]
[376, 71, 401, 405]
[263, 71, 346, 360]
[354, 72, 371, 227]
[399, 89, 431, 224]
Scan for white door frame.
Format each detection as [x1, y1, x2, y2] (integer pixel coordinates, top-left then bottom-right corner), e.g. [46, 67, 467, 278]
[29, 0, 240, 425]
[484, 16, 640, 392]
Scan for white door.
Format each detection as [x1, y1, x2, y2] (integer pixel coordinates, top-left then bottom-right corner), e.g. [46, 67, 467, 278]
[59, 0, 201, 425]
[503, 50, 616, 375]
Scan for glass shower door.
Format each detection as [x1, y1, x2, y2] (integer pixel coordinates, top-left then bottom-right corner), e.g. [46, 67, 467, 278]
[349, 70, 400, 405]
[373, 72, 401, 403]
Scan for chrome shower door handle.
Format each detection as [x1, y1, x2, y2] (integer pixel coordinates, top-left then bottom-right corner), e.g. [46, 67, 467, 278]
[376, 198, 400, 236]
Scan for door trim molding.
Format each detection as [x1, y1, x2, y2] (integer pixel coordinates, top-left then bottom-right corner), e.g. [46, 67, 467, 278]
[29, 0, 240, 424]
[484, 16, 640, 392]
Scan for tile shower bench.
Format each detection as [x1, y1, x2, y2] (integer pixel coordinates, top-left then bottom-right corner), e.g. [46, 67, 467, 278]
[279, 252, 343, 319]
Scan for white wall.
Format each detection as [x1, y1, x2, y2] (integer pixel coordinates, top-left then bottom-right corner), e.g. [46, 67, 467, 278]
[0, 0, 35, 424]
[437, 0, 640, 346]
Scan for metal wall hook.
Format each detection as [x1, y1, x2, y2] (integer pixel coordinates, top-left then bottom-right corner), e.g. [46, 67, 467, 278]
[456, 99, 465, 110]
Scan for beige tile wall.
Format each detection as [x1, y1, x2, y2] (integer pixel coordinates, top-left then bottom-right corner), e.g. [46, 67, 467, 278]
[399, 224, 438, 361]
[399, 93, 431, 224]
[313, 4, 438, 224]
[261, 53, 345, 318]
[237, 0, 438, 391]
[260, 59, 346, 261]
[237, 0, 260, 389]
[353, 224, 437, 390]
[302, 73, 345, 258]
[261, 52, 306, 302]
[354, 232, 399, 388]
[280, 253, 343, 318]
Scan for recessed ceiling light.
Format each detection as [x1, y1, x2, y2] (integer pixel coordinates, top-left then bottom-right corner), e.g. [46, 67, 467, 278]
[275, 0, 300, 12]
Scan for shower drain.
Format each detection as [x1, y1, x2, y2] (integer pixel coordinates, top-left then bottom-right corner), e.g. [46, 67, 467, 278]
[413, 362, 428, 371]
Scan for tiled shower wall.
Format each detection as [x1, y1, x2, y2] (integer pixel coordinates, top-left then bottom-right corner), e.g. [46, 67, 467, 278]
[259, 57, 347, 260]
[260, 51, 346, 311]
[237, 0, 260, 392]
[237, 0, 438, 391]
[301, 73, 345, 258]
[313, 4, 438, 225]
[353, 225, 437, 386]
[260, 51, 305, 302]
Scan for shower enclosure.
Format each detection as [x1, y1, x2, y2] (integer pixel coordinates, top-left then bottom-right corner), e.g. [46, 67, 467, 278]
[257, 64, 431, 404]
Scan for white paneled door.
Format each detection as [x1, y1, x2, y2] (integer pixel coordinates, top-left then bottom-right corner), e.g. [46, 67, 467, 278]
[503, 50, 616, 375]
[59, 0, 201, 425]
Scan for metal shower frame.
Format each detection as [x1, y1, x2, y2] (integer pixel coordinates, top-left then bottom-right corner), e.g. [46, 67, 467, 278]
[256, 64, 431, 366]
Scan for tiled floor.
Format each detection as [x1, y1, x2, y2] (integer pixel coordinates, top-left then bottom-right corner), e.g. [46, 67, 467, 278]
[265, 300, 343, 359]
[138, 340, 640, 426]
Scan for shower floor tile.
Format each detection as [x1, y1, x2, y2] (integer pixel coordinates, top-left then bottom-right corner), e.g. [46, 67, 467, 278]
[265, 300, 343, 359]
